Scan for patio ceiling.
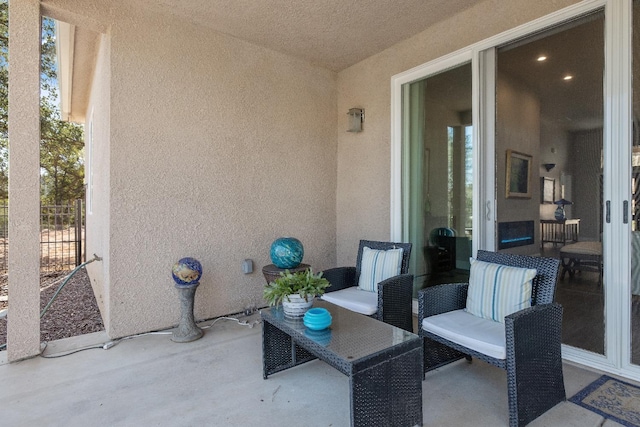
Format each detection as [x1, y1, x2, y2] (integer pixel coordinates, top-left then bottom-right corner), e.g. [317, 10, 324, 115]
[148, 0, 482, 72]
[57, 0, 484, 122]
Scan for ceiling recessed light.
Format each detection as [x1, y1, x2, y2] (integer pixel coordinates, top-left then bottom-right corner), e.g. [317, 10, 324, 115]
[537, 55, 547, 62]
[563, 75, 573, 81]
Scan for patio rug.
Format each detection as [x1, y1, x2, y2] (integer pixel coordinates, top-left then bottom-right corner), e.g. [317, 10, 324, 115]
[569, 375, 640, 427]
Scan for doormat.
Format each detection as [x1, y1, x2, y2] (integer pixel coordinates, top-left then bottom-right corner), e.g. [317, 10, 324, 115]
[569, 375, 640, 427]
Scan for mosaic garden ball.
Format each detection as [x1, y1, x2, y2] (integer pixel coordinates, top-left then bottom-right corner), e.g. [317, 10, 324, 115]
[172, 257, 203, 286]
[270, 237, 304, 269]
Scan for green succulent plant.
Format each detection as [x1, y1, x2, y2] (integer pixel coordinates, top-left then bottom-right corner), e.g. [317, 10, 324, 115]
[263, 268, 331, 306]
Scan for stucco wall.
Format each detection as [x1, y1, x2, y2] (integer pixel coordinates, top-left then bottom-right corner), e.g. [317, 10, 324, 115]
[47, 0, 337, 338]
[39, 0, 583, 342]
[7, 0, 42, 361]
[84, 33, 112, 331]
[104, 5, 337, 337]
[335, 0, 579, 265]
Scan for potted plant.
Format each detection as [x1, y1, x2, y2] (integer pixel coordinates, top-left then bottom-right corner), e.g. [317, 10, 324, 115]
[263, 268, 330, 317]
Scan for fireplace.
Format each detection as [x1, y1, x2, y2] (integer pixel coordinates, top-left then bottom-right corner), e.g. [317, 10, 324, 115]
[498, 220, 534, 249]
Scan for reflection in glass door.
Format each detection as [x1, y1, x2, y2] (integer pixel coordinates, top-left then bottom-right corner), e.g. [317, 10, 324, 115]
[495, 12, 605, 354]
[401, 64, 473, 297]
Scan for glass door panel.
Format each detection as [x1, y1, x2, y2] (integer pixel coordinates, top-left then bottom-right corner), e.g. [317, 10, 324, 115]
[630, 0, 640, 365]
[401, 64, 473, 297]
[495, 12, 605, 354]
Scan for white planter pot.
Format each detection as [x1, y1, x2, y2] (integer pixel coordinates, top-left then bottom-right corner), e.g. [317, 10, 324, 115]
[282, 293, 314, 317]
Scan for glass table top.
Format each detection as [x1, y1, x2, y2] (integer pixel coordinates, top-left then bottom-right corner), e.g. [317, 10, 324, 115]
[261, 299, 419, 362]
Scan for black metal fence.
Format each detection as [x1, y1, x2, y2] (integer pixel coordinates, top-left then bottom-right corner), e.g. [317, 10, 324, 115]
[0, 200, 85, 273]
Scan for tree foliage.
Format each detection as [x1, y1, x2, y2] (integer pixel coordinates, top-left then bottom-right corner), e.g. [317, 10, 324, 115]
[0, 1, 85, 204]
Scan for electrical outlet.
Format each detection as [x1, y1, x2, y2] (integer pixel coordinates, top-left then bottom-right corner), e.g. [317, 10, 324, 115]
[243, 304, 257, 316]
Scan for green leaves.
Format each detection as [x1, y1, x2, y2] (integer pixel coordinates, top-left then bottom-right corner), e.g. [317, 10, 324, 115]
[262, 268, 331, 307]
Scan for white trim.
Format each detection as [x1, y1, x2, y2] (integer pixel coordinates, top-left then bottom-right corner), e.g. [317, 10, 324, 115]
[476, 47, 496, 252]
[55, 21, 75, 122]
[87, 108, 94, 215]
[606, 0, 634, 372]
[563, 346, 640, 384]
[390, 76, 401, 239]
[390, 50, 472, 241]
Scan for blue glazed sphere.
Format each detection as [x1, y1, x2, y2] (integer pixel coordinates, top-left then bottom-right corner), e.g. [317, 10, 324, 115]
[172, 257, 203, 286]
[270, 237, 304, 269]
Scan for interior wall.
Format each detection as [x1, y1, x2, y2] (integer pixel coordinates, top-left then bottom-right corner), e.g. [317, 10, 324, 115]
[539, 118, 570, 220]
[495, 73, 541, 255]
[570, 128, 603, 241]
[335, 0, 579, 265]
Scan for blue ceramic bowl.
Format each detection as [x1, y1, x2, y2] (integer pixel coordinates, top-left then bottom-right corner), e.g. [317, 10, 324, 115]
[303, 307, 332, 330]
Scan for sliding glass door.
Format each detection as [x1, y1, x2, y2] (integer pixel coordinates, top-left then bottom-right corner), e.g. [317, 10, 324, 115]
[400, 63, 473, 297]
[394, 0, 640, 378]
[495, 12, 606, 355]
[630, 0, 640, 366]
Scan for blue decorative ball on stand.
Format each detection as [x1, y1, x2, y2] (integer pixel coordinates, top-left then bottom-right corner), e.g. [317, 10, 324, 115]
[172, 257, 203, 287]
[270, 237, 304, 269]
[171, 257, 204, 343]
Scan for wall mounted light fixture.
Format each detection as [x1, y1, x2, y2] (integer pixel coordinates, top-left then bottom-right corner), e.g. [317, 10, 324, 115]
[347, 108, 364, 132]
[542, 163, 556, 172]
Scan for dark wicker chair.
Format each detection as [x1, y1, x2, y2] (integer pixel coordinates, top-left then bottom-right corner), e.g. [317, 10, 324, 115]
[418, 250, 564, 427]
[321, 240, 413, 331]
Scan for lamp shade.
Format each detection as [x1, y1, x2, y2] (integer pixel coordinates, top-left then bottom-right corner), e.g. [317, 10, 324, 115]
[553, 198, 572, 206]
[347, 108, 364, 132]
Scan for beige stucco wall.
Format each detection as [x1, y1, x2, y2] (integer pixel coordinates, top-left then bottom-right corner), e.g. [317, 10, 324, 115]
[84, 33, 112, 331]
[7, 0, 579, 354]
[45, 0, 337, 338]
[335, 0, 580, 265]
[7, 0, 42, 361]
[109, 6, 337, 338]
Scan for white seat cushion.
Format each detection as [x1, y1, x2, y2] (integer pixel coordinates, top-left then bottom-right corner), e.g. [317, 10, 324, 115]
[422, 309, 506, 360]
[321, 287, 378, 316]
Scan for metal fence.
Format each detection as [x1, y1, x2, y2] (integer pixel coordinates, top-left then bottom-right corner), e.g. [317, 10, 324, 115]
[0, 200, 85, 273]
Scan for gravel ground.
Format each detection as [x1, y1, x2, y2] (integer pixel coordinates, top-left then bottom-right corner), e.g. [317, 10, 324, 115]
[0, 268, 105, 349]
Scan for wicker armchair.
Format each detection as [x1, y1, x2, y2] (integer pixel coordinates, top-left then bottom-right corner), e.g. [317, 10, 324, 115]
[418, 250, 564, 427]
[321, 240, 413, 331]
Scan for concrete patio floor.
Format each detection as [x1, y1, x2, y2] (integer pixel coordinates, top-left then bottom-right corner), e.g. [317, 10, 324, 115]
[0, 313, 629, 426]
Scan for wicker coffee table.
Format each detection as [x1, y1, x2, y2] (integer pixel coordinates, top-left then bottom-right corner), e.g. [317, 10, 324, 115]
[261, 300, 422, 427]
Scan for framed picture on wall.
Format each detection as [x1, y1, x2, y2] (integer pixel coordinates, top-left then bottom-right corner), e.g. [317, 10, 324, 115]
[506, 149, 532, 199]
[541, 177, 555, 204]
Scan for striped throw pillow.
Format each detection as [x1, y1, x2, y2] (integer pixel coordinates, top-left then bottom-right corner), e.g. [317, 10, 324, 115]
[465, 258, 537, 323]
[357, 246, 404, 293]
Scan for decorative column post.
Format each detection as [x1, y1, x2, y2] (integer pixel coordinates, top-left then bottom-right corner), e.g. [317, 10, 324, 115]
[7, 0, 42, 361]
[171, 257, 204, 343]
